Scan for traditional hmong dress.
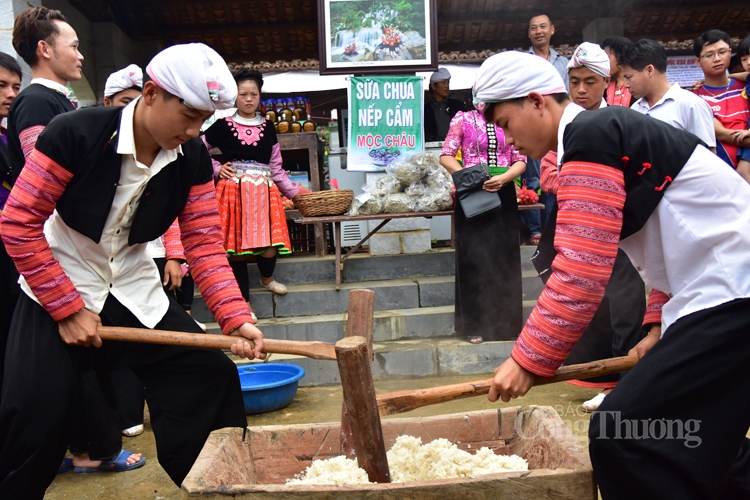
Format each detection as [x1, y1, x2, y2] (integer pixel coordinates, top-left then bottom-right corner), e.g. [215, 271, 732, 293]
[202, 113, 298, 256]
[441, 110, 526, 341]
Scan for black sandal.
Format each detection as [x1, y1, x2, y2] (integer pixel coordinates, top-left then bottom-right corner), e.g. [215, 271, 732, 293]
[467, 335, 484, 344]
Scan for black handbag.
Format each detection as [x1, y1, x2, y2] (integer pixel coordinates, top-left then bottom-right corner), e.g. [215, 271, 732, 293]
[451, 112, 502, 219]
[452, 163, 501, 218]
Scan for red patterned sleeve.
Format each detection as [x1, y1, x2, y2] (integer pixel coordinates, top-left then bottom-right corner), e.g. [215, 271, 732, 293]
[179, 181, 254, 332]
[643, 289, 669, 328]
[20, 125, 46, 159]
[0, 149, 85, 320]
[163, 219, 185, 261]
[511, 161, 626, 377]
[539, 151, 560, 194]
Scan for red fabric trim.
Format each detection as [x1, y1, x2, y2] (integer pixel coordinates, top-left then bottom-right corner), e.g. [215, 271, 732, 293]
[512, 161, 626, 377]
[0, 149, 84, 320]
[179, 181, 253, 333]
[643, 289, 669, 327]
[163, 219, 185, 261]
[566, 379, 618, 389]
[19, 125, 45, 159]
[539, 151, 559, 194]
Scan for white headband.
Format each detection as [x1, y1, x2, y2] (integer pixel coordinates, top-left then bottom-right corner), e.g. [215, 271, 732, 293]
[473, 51, 566, 111]
[567, 42, 610, 78]
[146, 43, 237, 111]
[104, 64, 143, 98]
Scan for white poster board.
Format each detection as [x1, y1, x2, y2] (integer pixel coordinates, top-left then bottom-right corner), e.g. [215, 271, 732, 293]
[666, 56, 705, 88]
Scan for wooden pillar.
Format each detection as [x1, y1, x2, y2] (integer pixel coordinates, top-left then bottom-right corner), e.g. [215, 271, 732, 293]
[335, 336, 390, 483]
[340, 289, 375, 459]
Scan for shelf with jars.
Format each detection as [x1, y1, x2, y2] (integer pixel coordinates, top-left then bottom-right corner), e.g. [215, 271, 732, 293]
[262, 96, 317, 135]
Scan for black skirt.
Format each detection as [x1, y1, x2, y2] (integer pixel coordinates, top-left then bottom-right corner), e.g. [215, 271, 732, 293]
[454, 182, 522, 341]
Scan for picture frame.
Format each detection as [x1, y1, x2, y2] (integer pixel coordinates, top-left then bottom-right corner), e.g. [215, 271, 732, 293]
[317, 0, 438, 75]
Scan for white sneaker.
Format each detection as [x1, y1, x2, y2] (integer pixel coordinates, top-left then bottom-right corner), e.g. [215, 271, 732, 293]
[122, 424, 144, 437]
[582, 392, 607, 412]
[261, 280, 287, 295]
[194, 318, 207, 332]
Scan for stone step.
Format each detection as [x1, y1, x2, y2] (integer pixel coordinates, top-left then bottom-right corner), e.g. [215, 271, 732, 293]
[202, 298, 536, 347]
[193, 272, 541, 323]
[228, 337, 517, 386]
[233, 246, 538, 286]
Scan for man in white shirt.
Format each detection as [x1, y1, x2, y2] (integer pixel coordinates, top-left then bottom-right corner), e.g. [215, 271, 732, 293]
[620, 38, 717, 152]
[0, 43, 265, 498]
[474, 51, 750, 499]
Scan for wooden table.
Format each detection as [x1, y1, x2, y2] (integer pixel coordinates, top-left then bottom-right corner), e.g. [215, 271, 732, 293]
[295, 203, 544, 290]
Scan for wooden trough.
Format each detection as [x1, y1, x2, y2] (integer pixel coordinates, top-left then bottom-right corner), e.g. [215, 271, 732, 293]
[182, 406, 596, 499]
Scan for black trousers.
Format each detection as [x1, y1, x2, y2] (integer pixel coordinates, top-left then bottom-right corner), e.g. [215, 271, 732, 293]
[0, 241, 20, 405]
[111, 367, 146, 429]
[589, 298, 750, 499]
[67, 367, 122, 459]
[110, 258, 199, 430]
[0, 293, 245, 499]
[454, 182, 522, 340]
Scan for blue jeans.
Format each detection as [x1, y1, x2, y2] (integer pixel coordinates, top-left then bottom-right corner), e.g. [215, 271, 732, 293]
[519, 158, 556, 236]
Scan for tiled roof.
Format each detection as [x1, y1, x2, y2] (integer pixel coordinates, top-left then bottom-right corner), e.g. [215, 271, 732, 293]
[70, 0, 749, 68]
[228, 38, 743, 74]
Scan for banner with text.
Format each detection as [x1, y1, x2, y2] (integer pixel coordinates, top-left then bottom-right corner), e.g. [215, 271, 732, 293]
[347, 75, 423, 172]
[666, 55, 705, 88]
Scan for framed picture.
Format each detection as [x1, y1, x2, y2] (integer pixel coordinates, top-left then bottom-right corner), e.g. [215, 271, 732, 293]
[317, 0, 438, 75]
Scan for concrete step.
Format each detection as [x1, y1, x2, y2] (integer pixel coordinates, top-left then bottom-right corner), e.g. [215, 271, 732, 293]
[228, 337, 517, 386]
[203, 298, 536, 350]
[193, 273, 541, 323]
[239, 249, 456, 287]
[234, 246, 538, 286]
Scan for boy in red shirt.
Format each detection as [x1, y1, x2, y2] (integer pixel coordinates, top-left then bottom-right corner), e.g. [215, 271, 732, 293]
[693, 29, 750, 182]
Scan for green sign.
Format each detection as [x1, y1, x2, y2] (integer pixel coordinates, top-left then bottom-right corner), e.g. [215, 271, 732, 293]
[347, 75, 423, 172]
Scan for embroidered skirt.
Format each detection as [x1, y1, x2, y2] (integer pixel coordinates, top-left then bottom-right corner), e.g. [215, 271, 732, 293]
[216, 161, 292, 256]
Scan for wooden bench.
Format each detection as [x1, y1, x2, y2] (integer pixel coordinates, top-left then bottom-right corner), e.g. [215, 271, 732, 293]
[295, 203, 544, 290]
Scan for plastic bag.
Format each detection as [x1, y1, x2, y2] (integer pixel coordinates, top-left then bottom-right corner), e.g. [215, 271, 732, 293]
[348, 191, 385, 215]
[386, 158, 423, 185]
[424, 166, 453, 190]
[404, 182, 430, 197]
[372, 175, 404, 195]
[415, 188, 454, 212]
[517, 179, 539, 205]
[382, 193, 416, 214]
[409, 151, 441, 172]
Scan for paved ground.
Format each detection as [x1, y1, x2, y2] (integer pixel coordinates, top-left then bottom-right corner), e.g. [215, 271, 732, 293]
[45, 373, 601, 499]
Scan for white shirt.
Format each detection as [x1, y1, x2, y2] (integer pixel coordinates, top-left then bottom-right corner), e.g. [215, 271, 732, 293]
[630, 83, 716, 147]
[557, 102, 586, 165]
[619, 145, 750, 333]
[145, 238, 166, 259]
[29, 78, 72, 98]
[20, 97, 184, 327]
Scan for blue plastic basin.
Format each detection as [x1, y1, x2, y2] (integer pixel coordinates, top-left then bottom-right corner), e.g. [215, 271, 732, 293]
[237, 363, 305, 415]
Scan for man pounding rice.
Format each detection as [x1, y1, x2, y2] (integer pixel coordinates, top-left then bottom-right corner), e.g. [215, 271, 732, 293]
[0, 43, 265, 498]
[478, 51, 750, 499]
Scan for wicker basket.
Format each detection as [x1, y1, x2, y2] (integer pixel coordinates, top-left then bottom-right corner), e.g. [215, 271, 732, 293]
[295, 190, 354, 217]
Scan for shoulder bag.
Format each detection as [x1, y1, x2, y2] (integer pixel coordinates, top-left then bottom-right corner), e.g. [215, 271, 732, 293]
[450, 112, 501, 218]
